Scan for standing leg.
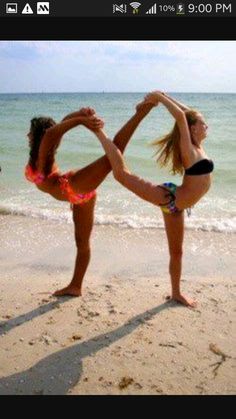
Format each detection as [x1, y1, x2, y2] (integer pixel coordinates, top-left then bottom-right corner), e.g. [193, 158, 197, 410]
[53, 195, 96, 297]
[162, 211, 197, 307]
[53, 103, 155, 297]
[70, 103, 154, 193]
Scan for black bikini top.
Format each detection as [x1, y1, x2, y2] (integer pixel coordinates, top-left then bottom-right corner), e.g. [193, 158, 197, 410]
[185, 159, 214, 176]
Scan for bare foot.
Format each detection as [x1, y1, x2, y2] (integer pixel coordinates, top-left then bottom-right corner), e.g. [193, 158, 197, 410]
[166, 294, 197, 308]
[53, 286, 82, 297]
[79, 107, 95, 117]
[136, 100, 156, 113]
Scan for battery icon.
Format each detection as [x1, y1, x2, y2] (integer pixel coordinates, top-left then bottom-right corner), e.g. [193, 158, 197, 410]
[176, 3, 185, 15]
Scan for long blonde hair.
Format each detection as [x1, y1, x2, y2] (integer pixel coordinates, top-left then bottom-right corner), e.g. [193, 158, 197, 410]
[152, 110, 199, 175]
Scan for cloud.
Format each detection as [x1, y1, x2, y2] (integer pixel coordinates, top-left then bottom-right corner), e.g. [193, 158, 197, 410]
[0, 41, 235, 92]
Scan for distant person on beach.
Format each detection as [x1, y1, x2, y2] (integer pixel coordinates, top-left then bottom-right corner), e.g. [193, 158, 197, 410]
[94, 91, 214, 308]
[25, 104, 153, 297]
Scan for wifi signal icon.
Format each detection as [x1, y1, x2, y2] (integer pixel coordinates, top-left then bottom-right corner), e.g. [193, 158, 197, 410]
[130, 2, 141, 14]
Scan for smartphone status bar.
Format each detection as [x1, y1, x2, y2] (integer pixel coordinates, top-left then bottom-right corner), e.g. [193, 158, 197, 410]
[0, 1, 235, 17]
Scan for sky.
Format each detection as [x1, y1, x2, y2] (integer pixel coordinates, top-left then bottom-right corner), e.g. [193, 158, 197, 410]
[0, 41, 236, 93]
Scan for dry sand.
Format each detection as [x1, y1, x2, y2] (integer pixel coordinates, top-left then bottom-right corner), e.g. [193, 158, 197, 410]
[0, 215, 235, 395]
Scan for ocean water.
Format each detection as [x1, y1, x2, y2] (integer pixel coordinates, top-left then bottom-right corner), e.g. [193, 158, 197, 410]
[0, 92, 236, 233]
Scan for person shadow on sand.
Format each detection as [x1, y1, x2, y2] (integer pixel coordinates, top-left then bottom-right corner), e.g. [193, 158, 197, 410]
[0, 302, 170, 395]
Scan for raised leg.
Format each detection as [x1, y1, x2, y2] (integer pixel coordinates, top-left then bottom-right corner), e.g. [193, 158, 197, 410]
[162, 210, 197, 308]
[53, 195, 96, 297]
[70, 103, 154, 193]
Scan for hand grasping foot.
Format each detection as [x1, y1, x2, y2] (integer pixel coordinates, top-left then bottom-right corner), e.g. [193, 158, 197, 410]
[79, 107, 96, 117]
[81, 115, 104, 131]
[144, 90, 165, 106]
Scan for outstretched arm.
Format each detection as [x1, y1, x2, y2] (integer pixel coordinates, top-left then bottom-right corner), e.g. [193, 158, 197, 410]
[145, 91, 185, 121]
[145, 91, 193, 161]
[162, 93, 190, 112]
[38, 115, 103, 173]
[95, 129, 163, 206]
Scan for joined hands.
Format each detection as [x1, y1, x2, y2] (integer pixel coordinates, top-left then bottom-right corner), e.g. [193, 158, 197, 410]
[144, 90, 166, 106]
[81, 114, 104, 131]
[136, 90, 165, 112]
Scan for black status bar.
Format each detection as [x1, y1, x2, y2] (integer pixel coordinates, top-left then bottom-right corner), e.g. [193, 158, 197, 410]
[1, 17, 235, 40]
[0, 0, 235, 17]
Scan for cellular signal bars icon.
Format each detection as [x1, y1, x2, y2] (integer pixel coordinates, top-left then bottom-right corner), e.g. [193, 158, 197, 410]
[146, 3, 156, 14]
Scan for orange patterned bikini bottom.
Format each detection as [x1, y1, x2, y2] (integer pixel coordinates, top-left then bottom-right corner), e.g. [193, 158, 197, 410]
[59, 171, 96, 205]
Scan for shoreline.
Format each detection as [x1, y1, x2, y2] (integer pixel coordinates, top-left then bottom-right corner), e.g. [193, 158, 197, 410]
[1, 203, 236, 234]
[1, 214, 235, 279]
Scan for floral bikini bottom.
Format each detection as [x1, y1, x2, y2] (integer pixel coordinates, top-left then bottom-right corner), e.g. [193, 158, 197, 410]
[158, 182, 191, 216]
[158, 182, 181, 215]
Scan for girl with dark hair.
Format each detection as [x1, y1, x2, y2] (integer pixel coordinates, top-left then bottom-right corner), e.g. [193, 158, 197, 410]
[93, 92, 214, 308]
[25, 105, 154, 297]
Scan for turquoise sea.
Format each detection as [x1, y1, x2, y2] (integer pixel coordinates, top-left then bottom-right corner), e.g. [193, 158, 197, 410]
[0, 92, 235, 233]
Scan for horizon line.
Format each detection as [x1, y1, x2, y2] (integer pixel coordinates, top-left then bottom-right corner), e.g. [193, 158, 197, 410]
[0, 91, 235, 95]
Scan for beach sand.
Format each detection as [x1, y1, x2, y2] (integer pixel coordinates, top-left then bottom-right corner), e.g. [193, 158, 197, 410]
[0, 215, 235, 395]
